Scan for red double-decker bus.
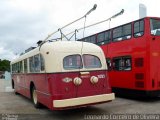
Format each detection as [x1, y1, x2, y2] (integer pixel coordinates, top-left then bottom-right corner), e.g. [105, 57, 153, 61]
[79, 17, 160, 97]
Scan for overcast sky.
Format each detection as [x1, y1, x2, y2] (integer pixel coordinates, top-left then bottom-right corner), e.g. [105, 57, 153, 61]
[0, 0, 160, 60]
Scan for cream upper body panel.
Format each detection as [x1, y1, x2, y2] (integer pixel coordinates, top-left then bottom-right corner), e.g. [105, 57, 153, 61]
[11, 41, 107, 73]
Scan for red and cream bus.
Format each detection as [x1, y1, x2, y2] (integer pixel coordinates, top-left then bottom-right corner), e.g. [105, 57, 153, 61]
[78, 17, 160, 97]
[11, 41, 115, 110]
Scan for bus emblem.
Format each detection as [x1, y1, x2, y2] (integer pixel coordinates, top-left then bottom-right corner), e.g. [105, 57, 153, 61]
[62, 77, 72, 83]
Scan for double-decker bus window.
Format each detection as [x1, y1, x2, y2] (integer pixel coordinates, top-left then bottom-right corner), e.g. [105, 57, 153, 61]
[113, 24, 131, 42]
[97, 32, 105, 43]
[123, 24, 131, 39]
[40, 54, 45, 71]
[104, 31, 111, 42]
[113, 56, 131, 71]
[90, 35, 96, 43]
[63, 55, 82, 70]
[24, 59, 28, 73]
[150, 19, 160, 36]
[29, 56, 34, 72]
[84, 37, 90, 42]
[97, 31, 111, 45]
[83, 36, 96, 43]
[134, 20, 144, 37]
[83, 55, 102, 68]
[34, 55, 40, 72]
[123, 57, 131, 70]
[113, 26, 122, 41]
[106, 58, 112, 70]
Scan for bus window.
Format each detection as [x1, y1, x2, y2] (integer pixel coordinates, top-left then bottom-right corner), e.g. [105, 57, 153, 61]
[97, 32, 105, 43]
[134, 20, 144, 37]
[24, 59, 28, 73]
[29, 56, 34, 72]
[90, 35, 96, 43]
[84, 37, 90, 42]
[40, 54, 45, 71]
[63, 55, 82, 70]
[104, 31, 111, 43]
[20, 61, 23, 73]
[34, 55, 40, 72]
[123, 24, 131, 39]
[106, 58, 112, 70]
[123, 57, 131, 70]
[113, 26, 122, 41]
[150, 19, 160, 36]
[97, 31, 111, 45]
[83, 55, 102, 68]
[113, 24, 131, 42]
[113, 56, 131, 71]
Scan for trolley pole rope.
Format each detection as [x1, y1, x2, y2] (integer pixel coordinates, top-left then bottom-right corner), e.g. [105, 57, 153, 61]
[42, 4, 97, 43]
[65, 9, 124, 38]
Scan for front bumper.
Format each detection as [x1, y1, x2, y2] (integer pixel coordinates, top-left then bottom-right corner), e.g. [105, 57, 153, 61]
[53, 93, 115, 108]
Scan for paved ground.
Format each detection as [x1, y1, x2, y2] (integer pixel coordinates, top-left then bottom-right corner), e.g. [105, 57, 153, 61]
[1, 79, 160, 120]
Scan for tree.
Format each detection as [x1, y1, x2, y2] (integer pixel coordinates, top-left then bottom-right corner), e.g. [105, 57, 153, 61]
[0, 59, 11, 72]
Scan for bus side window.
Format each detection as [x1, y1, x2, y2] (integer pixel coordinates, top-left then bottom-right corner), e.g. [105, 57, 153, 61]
[24, 59, 28, 73]
[40, 54, 45, 71]
[29, 56, 34, 73]
[97, 32, 105, 44]
[113, 24, 131, 42]
[106, 58, 112, 70]
[34, 54, 40, 72]
[113, 56, 131, 71]
[150, 19, 160, 36]
[88, 35, 96, 43]
[123, 24, 132, 39]
[113, 26, 122, 41]
[20, 61, 23, 73]
[134, 20, 144, 37]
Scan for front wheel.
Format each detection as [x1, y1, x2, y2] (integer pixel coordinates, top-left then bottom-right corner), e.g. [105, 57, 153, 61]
[31, 86, 41, 108]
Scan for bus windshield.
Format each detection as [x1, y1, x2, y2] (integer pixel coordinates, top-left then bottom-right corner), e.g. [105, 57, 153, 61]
[150, 18, 160, 36]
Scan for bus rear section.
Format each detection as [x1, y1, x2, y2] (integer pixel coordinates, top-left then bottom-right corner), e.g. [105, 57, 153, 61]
[148, 17, 160, 96]
[41, 41, 115, 110]
[11, 41, 114, 110]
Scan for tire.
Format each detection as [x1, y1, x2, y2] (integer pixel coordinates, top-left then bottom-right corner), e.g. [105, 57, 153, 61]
[31, 86, 41, 108]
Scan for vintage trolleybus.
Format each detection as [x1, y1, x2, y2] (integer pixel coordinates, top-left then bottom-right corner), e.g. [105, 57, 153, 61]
[11, 41, 115, 110]
[78, 17, 160, 97]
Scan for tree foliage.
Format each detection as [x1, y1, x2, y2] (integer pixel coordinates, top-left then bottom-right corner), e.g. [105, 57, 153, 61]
[0, 59, 10, 72]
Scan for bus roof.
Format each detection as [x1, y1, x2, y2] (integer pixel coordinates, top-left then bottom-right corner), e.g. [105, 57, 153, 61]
[11, 41, 107, 72]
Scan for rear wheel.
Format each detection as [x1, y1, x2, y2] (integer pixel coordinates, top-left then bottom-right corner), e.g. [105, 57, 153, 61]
[31, 86, 41, 108]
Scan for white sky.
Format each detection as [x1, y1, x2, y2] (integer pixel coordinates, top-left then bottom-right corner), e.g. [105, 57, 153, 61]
[0, 0, 160, 60]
